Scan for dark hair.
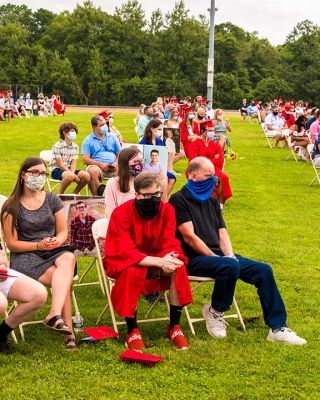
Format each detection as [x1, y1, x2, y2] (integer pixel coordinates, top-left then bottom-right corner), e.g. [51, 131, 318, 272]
[144, 106, 152, 115]
[150, 149, 159, 156]
[1, 157, 47, 233]
[134, 172, 161, 193]
[143, 119, 162, 144]
[75, 201, 86, 208]
[118, 147, 142, 193]
[316, 110, 320, 119]
[59, 122, 78, 140]
[294, 115, 307, 132]
[91, 115, 104, 127]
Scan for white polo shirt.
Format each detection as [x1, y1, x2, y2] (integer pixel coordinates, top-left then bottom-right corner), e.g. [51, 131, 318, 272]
[264, 113, 282, 131]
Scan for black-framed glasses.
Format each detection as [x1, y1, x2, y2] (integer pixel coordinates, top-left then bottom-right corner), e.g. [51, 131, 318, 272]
[137, 191, 162, 199]
[76, 206, 86, 210]
[26, 170, 49, 177]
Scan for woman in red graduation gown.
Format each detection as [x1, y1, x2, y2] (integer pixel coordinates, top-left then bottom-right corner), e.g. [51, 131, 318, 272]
[187, 120, 232, 205]
[179, 112, 200, 157]
[103, 172, 192, 351]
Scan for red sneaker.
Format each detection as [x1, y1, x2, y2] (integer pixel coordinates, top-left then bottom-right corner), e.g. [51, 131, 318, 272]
[125, 328, 145, 351]
[166, 325, 189, 350]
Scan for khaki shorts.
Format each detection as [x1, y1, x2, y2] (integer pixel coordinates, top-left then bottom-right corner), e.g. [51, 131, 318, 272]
[86, 165, 117, 179]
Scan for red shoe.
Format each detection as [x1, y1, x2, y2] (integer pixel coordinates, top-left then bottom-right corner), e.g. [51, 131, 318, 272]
[125, 328, 145, 351]
[166, 325, 189, 350]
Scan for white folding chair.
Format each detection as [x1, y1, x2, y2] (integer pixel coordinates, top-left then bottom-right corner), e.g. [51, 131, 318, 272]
[92, 218, 170, 332]
[184, 276, 245, 335]
[307, 144, 320, 186]
[284, 131, 298, 161]
[261, 123, 274, 148]
[39, 150, 61, 192]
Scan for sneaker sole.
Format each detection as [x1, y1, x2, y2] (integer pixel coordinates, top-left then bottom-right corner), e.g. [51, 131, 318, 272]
[267, 337, 306, 345]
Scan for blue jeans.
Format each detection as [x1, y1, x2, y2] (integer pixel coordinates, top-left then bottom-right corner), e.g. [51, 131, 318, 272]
[187, 253, 287, 330]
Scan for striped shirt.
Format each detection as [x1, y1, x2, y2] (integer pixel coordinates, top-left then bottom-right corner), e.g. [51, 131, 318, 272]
[49, 140, 79, 172]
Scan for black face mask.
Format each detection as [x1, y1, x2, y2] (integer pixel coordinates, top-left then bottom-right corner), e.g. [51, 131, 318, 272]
[273, 111, 278, 116]
[135, 197, 161, 220]
[198, 115, 205, 120]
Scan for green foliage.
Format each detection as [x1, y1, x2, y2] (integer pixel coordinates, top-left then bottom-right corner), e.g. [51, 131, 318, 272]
[0, 2, 320, 106]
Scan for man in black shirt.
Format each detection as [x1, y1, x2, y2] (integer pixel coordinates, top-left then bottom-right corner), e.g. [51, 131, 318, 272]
[169, 157, 306, 345]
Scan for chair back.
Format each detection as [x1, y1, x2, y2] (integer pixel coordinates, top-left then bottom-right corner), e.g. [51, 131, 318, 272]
[40, 150, 52, 163]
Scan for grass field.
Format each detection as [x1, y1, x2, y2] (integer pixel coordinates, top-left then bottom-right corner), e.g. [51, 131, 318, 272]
[0, 113, 319, 400]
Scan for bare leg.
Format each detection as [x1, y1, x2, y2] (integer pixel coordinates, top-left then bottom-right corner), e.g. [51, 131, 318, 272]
[87, 166, 101, 195]
[167, 152, 175, 172]
[59, 171, 75, 194]
[0, 291, 8, 316]
[73, 171, 90, 194]
[169, 272, 180, 306]
[173, 150, 185, 164]
[6, 276, 47, 328]
[38, 252, 75, 320]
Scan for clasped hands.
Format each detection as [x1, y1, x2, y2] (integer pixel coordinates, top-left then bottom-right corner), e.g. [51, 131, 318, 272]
[37, 237, 61, 251]
[157, 252, 184, 274]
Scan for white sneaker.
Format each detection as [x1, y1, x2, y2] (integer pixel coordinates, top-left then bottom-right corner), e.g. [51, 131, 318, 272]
[202, 304, 227, 338]
[267, 328, 307, 345]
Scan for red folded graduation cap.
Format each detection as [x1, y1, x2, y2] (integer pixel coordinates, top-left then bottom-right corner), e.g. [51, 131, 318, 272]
[83, 325, 119, 340]
[0, 269, 18, 278]
[199, 119, 214, 130]
[119, 350, 163, 366]
[97, 110, 109, 121]
[284, 104, 292, 111]
[179, 104, 193, 114]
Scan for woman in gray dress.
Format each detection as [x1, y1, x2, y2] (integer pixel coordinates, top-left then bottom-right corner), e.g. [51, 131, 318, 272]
[1, 156, 76, 349]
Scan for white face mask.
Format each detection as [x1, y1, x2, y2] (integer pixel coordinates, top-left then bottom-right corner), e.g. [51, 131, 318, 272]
[24, 175, 46, 192]
[68, 130, 77, 141]
[217, 115, 223, 121]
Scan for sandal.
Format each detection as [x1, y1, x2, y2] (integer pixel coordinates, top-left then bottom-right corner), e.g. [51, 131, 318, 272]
[43, 315, 73, 335]
[64, 337, 77, 350]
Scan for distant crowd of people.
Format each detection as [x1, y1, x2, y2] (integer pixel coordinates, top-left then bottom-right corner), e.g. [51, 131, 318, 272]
[0, 90, 66, 122]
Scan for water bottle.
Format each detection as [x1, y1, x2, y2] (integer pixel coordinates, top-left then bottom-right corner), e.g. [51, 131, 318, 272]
[73, 312, 84, 332]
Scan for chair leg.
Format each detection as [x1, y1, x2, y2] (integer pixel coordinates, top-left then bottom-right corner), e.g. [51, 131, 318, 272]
[232, 297, 246, 331]
[71, 289, 80, 315]
[95, 260, 106, 295]
[184, 306, 196, 335]
[78, 258, 96, 284]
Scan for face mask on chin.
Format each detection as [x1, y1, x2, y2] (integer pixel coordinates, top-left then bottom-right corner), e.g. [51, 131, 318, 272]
[24, 175, 46, 192]
[134, 197, 161, 219]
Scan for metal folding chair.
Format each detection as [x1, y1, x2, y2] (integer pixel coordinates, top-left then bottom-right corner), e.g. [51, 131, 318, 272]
[307, 144, 320, 186]
[184, 276, 245, 335]
[92, 218, 170, 332]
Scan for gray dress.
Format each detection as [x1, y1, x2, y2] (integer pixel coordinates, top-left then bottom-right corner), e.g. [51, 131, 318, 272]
[10, 192, 70, 280]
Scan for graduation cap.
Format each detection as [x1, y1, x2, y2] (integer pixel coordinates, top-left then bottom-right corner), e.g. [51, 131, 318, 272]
[199, 119, 214, 131]
[179, 104, 193, 114]
[284, 104, 292, 112]
[98, 110, 110, 121]
[82, 325, 119, 341]
[119, 350, 163, 366]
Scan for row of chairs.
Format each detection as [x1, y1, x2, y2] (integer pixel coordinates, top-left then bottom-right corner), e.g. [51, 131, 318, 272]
[260, 124, 320, 186]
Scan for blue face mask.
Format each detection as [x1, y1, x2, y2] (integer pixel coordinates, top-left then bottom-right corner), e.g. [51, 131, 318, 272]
[188, 114, 195, 120]
[207, 131, 215, 140]
[207, 104, 212, 110]
[100, 124, 108, 135]
[185, 176, 216, 202]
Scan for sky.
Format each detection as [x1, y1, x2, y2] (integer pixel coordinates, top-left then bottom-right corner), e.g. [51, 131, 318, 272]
[1, 0, 319, 45]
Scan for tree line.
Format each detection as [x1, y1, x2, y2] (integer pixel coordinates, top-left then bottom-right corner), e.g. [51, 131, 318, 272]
[1, 0, 319, 108]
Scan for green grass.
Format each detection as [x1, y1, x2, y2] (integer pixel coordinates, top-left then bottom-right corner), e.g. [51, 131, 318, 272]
[0, 113, 319, 400]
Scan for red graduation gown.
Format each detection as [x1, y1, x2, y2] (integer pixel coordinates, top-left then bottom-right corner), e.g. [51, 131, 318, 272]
[103, 200, 192, 317]
[179, 121, 200, 158]
[187, 138, 232, 203]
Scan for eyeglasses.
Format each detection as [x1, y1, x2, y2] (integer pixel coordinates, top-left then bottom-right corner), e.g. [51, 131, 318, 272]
[130, 158, 143, 165]
[137, 191, 162, 199]
[25, 170, 49, 177]
[76, 206, 86, 210]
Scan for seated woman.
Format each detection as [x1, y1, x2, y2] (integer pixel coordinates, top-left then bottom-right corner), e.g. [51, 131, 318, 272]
[1, 157, 77, 349]
[0, 253, 47, 353]
[311, 137, 320, 167]
[103, 172, 192, 350]
[179, 112, 200, 158]
[213, 109, 232, 149]
[37, 93, 48, 117]
[187, 120, 232, 207]
[139, 119, 176, 200]
[49, 122, 90, 194]
[104, 147, 143, 218]
[53, 95, 66, 116]
[107, 113, 125, 145]
[290, 115, 310, 161]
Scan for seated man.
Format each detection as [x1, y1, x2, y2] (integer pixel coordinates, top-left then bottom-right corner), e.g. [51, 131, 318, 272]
[81, 116, 121, 195]
[49, 122, 90, 194]
[169, 157, 306, 345]
[264, 105, 285, 148]
[246, 101, 260, 122]
[103, 172, 192, 350]
[136, 106, 154, 139]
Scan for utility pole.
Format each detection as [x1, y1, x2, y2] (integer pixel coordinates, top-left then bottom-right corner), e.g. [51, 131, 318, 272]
[207, 0, 217, 102]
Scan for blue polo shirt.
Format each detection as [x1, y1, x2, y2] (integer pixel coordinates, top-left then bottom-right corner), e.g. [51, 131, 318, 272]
[81, 132, 121, 164]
